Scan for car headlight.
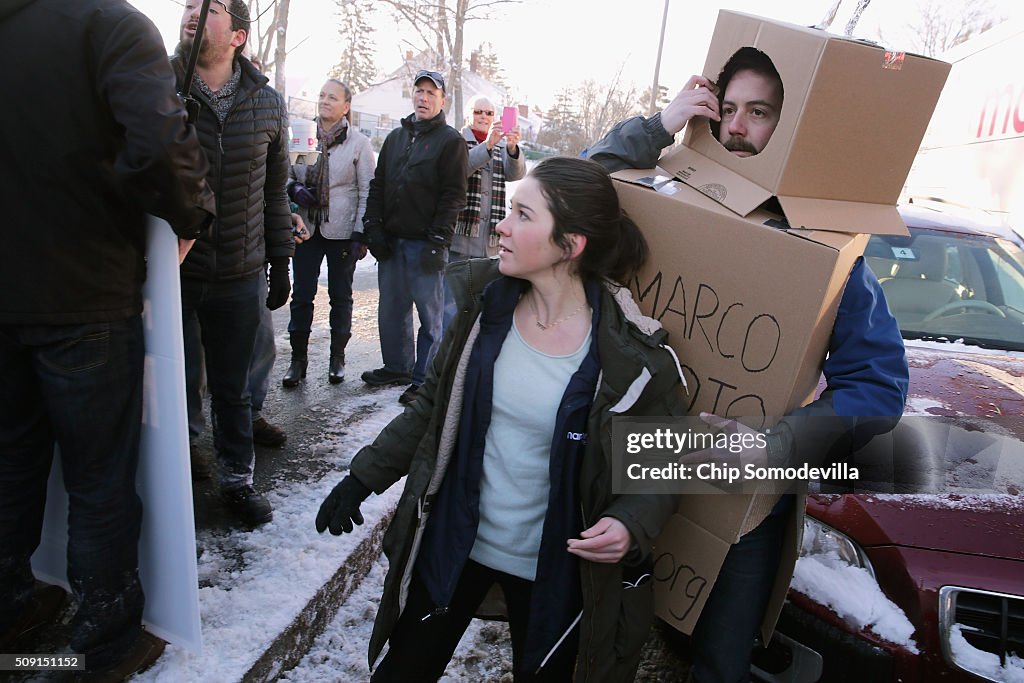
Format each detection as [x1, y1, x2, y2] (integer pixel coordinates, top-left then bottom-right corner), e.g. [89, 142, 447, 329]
[801, 516, 875, 581]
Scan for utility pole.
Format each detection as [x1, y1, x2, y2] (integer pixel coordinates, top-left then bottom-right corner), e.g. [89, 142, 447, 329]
[649, 0, 670, 116]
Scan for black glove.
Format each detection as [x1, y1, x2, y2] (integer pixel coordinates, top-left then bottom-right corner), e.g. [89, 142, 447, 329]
[315, 475, 372, 535]
[266, 261, 291, 310]
[419, 243, 448, 273]
[363, 221, 393, 261]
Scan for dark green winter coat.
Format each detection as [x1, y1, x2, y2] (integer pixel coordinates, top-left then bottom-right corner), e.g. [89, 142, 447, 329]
[350, 258, 688, 681]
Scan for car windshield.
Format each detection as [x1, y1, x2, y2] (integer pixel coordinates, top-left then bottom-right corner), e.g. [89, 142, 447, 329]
[866, 227, 1024, 351]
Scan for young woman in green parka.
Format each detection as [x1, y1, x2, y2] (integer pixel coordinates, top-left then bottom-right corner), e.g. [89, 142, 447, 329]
[315, 157, 688, 682]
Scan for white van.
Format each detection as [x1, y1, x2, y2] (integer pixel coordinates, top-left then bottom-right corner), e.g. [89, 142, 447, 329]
[903, 18, 1024, 238]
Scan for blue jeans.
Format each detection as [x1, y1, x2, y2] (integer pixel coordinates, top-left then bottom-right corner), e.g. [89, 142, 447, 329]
[181, 275, 262, 489]
[248, 289, 276, 421]
[689, 499, 791, 683]
[289, 231, 359, 336]
[185, 272, 274, 434]
[0, 317, 145, 669]
[183, 312, 206, 438]
[377, 238, 444, 386]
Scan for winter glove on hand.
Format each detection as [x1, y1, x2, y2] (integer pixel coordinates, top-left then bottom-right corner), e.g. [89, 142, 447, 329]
[315, 475, 372, 535]
[266, 261, 291, 310]
[419, 243, 447, 273]
[287, 181, 318, 208]
[363, 221, 393, 261]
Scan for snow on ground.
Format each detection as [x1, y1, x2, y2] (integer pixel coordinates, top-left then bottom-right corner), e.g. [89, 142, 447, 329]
[134, 393, 404, 683]
[864, 493, 1024, 511]
[791, 527, 919, 653]
[905, 338, 1024, 358]
[279, 554, 514, 682]
[949, 625, 1024, 683]
[903, 396, 949, 416]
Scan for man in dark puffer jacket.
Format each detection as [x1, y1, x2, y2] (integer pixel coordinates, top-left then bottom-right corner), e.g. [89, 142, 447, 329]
[171, 0, 294, 527]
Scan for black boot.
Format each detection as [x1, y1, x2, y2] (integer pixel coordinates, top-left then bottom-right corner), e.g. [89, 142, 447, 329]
[282, 331, 309, 388]
[329, 331, 350, 384]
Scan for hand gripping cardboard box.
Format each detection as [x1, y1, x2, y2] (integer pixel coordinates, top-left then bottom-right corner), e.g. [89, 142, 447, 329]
[612, 11, 950, 640]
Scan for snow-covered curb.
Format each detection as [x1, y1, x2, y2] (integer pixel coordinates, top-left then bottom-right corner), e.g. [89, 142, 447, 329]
[135, 397, 404, 682]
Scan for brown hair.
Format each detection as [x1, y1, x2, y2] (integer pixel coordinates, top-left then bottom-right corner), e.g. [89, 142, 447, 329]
[226, 0, 250, 59]
[709, 47, 783, 140]
[529, 157, 648, 285]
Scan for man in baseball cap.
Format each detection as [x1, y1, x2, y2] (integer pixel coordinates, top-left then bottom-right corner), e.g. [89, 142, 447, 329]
[414, 69, 446, 93]
[358, 68, 467, 405]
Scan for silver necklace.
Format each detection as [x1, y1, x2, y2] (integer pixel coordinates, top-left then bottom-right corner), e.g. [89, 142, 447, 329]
[528, 292, 587, 331]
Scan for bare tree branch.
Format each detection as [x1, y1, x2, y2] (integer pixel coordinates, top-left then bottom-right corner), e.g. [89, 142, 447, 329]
[378, 0, 523, 119]
[273, 0, 290, 92]
[903, 0, 1003, 56]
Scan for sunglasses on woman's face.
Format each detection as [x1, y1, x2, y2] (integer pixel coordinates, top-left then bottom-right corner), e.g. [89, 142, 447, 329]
[474, 109, 494, 116]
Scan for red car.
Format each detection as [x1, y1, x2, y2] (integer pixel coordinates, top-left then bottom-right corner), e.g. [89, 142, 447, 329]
[754, 203, 1024, 682]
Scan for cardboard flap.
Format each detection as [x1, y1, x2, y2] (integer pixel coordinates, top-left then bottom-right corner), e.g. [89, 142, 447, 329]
[659, 145, 772, 217]
[777, 196, 910, 236]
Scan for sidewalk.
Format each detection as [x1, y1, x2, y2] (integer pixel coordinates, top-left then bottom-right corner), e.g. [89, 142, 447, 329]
[137, 261, 410, 681]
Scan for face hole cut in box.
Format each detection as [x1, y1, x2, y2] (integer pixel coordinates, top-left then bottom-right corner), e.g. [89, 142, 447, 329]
[708, 47, 785, 161]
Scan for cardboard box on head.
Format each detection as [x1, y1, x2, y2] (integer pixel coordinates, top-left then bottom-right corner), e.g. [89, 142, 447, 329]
[612, 10, 951, 641]
[671, 11, 950, 235]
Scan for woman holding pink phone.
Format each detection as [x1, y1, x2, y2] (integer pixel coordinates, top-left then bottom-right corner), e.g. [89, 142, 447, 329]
[443, 95, 526, 328]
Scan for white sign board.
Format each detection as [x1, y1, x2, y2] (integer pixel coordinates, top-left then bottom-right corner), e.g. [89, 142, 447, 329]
[31, 216, 202, 653]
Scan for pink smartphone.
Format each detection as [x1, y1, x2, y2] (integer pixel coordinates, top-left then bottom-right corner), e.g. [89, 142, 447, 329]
[501, 106, 518, 132]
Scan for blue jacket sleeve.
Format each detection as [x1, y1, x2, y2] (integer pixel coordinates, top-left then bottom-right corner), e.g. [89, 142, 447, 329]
[822, 257, 909, 420]
[769, 258, 909, 464]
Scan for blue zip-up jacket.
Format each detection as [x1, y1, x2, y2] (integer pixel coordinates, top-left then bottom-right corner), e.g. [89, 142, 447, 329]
[417, 276, 602, 673]
[348, 258, 689, 681]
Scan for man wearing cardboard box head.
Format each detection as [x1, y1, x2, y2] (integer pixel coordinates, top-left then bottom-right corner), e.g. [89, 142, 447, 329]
[586, 46, 909, 683]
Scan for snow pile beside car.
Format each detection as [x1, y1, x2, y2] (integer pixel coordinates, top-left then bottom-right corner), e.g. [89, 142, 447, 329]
[949, 625, 1024, 682]
[791, 520, 919, 653]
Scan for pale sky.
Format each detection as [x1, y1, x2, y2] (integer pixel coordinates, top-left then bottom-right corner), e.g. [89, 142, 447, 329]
[130, 0, 1022, 110]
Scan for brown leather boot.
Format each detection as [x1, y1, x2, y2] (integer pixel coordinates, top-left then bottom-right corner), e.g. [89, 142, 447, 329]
[0, 583, 67, 651]
[79, 630, 166, 682]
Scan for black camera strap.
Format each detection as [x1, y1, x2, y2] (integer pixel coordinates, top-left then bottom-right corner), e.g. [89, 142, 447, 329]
[179, 0, 215, 126]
